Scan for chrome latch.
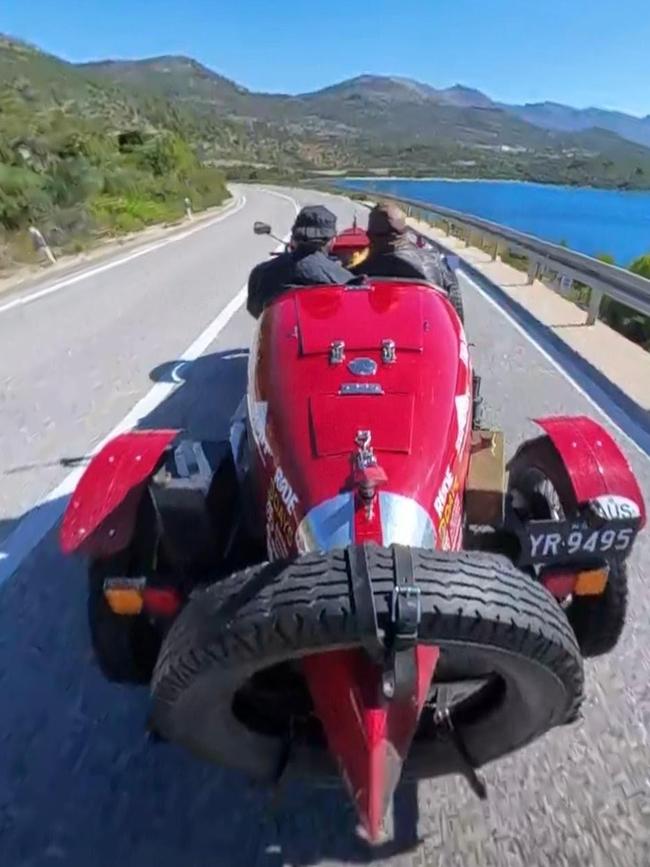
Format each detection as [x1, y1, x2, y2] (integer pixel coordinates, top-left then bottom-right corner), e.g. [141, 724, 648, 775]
[355, 429, 377, 468]
[382, 339, 396, 364]
[330, 340, 345, 364]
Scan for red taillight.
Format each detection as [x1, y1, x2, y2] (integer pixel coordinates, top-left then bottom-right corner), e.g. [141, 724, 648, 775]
[542, 567, 609, 599]
[542, 571, 576, 598]
[142, 587, 182, 618]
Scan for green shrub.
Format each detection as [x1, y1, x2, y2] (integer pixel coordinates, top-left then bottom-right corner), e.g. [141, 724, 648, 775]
[630, 254, 650, 279]
[596, 253, 650, 349]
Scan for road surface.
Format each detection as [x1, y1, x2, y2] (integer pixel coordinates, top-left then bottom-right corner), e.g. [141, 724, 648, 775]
[1, 186, 648, 867]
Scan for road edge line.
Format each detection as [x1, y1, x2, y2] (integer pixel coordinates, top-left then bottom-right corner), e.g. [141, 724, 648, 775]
[0, 189, 300, 585]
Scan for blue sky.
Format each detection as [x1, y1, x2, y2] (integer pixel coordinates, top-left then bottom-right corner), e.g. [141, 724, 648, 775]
[4, 0, 650, 115]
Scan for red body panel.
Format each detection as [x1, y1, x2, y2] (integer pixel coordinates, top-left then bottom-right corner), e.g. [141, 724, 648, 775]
[60, 430, 178, 556]
[535, 416, 646, 526]
[251, 281, 472, 552]
[303, 646, 439, 841]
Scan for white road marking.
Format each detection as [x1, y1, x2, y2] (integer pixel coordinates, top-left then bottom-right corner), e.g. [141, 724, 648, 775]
[460, 269, 650, 461]
[0, 190, 299, 585]
[0, 196, 247, 316]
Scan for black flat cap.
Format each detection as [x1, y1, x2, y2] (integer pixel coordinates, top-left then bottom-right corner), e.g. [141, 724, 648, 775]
[292, 205, 337, 242]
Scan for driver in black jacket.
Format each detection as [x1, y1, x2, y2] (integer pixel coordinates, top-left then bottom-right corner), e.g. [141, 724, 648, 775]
[247, 206, 352, 318]
[353, 203, 458, 295]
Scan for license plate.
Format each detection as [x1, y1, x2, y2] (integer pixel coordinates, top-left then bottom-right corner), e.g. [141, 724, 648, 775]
[518, 519, 638, 566]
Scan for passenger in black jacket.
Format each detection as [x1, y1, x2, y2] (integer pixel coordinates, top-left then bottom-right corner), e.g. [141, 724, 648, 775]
[247, 206, 352, 318]
[354, 203, 458, 295]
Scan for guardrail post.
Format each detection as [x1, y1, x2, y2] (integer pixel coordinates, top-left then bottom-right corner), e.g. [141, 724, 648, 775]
[28, 225, 56, 265]
[526, 260, 540, 285]
[586, 287, 604, 325]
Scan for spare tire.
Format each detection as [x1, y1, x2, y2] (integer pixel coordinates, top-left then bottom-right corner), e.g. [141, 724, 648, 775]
[150, 546, 583, 783]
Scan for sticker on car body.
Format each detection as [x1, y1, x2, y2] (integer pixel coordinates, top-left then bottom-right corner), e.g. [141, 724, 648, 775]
[434, 468, 455, 517]
[455, 393, 471, 451]
[250, 400, 272, 458]
[589, 495, 641, 522]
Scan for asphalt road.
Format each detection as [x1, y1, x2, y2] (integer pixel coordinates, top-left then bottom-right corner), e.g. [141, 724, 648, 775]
[1, 186, 649, 867]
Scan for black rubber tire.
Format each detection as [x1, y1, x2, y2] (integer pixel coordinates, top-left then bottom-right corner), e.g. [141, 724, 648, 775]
[448, 278, 465, 323]
[151, 546, 583, 783]
[508, 435, 628, 657]
[88, 558, 160, 684]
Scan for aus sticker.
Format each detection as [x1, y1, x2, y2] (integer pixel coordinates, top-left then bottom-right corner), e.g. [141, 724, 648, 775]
[590, 495, 641, 522]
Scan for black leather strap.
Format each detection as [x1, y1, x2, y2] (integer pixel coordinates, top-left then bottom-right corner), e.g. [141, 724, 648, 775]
[347, 545, 383, 662]
[347, 544, 423, 700]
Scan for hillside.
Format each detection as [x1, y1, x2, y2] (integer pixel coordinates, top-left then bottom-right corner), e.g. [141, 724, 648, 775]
[0, 36, 232, 269]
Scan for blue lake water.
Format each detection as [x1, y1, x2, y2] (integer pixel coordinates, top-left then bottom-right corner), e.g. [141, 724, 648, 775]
[340, 179, 650, 266]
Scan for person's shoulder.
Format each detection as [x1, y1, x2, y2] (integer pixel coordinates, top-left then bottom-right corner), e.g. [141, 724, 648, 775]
[251, 252, 288, 276]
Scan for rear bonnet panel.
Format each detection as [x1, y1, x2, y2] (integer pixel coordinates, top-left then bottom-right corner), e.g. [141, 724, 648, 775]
[252, 282, 469, 535]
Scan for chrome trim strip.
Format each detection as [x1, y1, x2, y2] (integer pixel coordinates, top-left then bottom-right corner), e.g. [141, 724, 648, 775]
[296, 493, 354, 553]
[379, 492, 437, 549]
[339, 382, 384, 395]
[297, 491, 436, 552]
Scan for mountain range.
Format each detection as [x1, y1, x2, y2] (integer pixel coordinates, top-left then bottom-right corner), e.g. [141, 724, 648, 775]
[3, 34, 650, 188]
[80, 58, 650, 150]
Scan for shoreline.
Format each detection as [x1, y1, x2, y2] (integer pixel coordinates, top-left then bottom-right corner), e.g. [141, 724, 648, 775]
[340, 176, 650, 194]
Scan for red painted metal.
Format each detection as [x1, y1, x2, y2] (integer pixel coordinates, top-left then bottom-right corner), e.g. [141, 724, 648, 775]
[331, 226, 369, 253]
[302, 645, 439, 842]
[251, 282, 472, 543]
[310, 393, 414, 456]
[296, 286, 425, 354]
[535, 416, 646, 526]
[60, 430, 178, 556]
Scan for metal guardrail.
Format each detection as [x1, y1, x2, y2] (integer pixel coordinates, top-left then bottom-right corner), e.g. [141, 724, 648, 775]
[339, 187, 650, 326]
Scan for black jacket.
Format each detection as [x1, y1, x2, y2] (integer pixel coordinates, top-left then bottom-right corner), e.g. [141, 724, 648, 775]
[247, 247, 352, 318]
[354, 241, 456, 292]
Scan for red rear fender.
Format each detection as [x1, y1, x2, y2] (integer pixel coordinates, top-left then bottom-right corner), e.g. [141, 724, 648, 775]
[533, 416, 645, 526]
[60, 430, 179, 557]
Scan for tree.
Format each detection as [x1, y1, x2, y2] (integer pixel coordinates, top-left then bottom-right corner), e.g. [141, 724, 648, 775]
[629, 254, 650, 279]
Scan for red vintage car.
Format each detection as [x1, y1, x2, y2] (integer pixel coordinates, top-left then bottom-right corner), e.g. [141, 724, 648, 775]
[61, 263, 645, 841]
